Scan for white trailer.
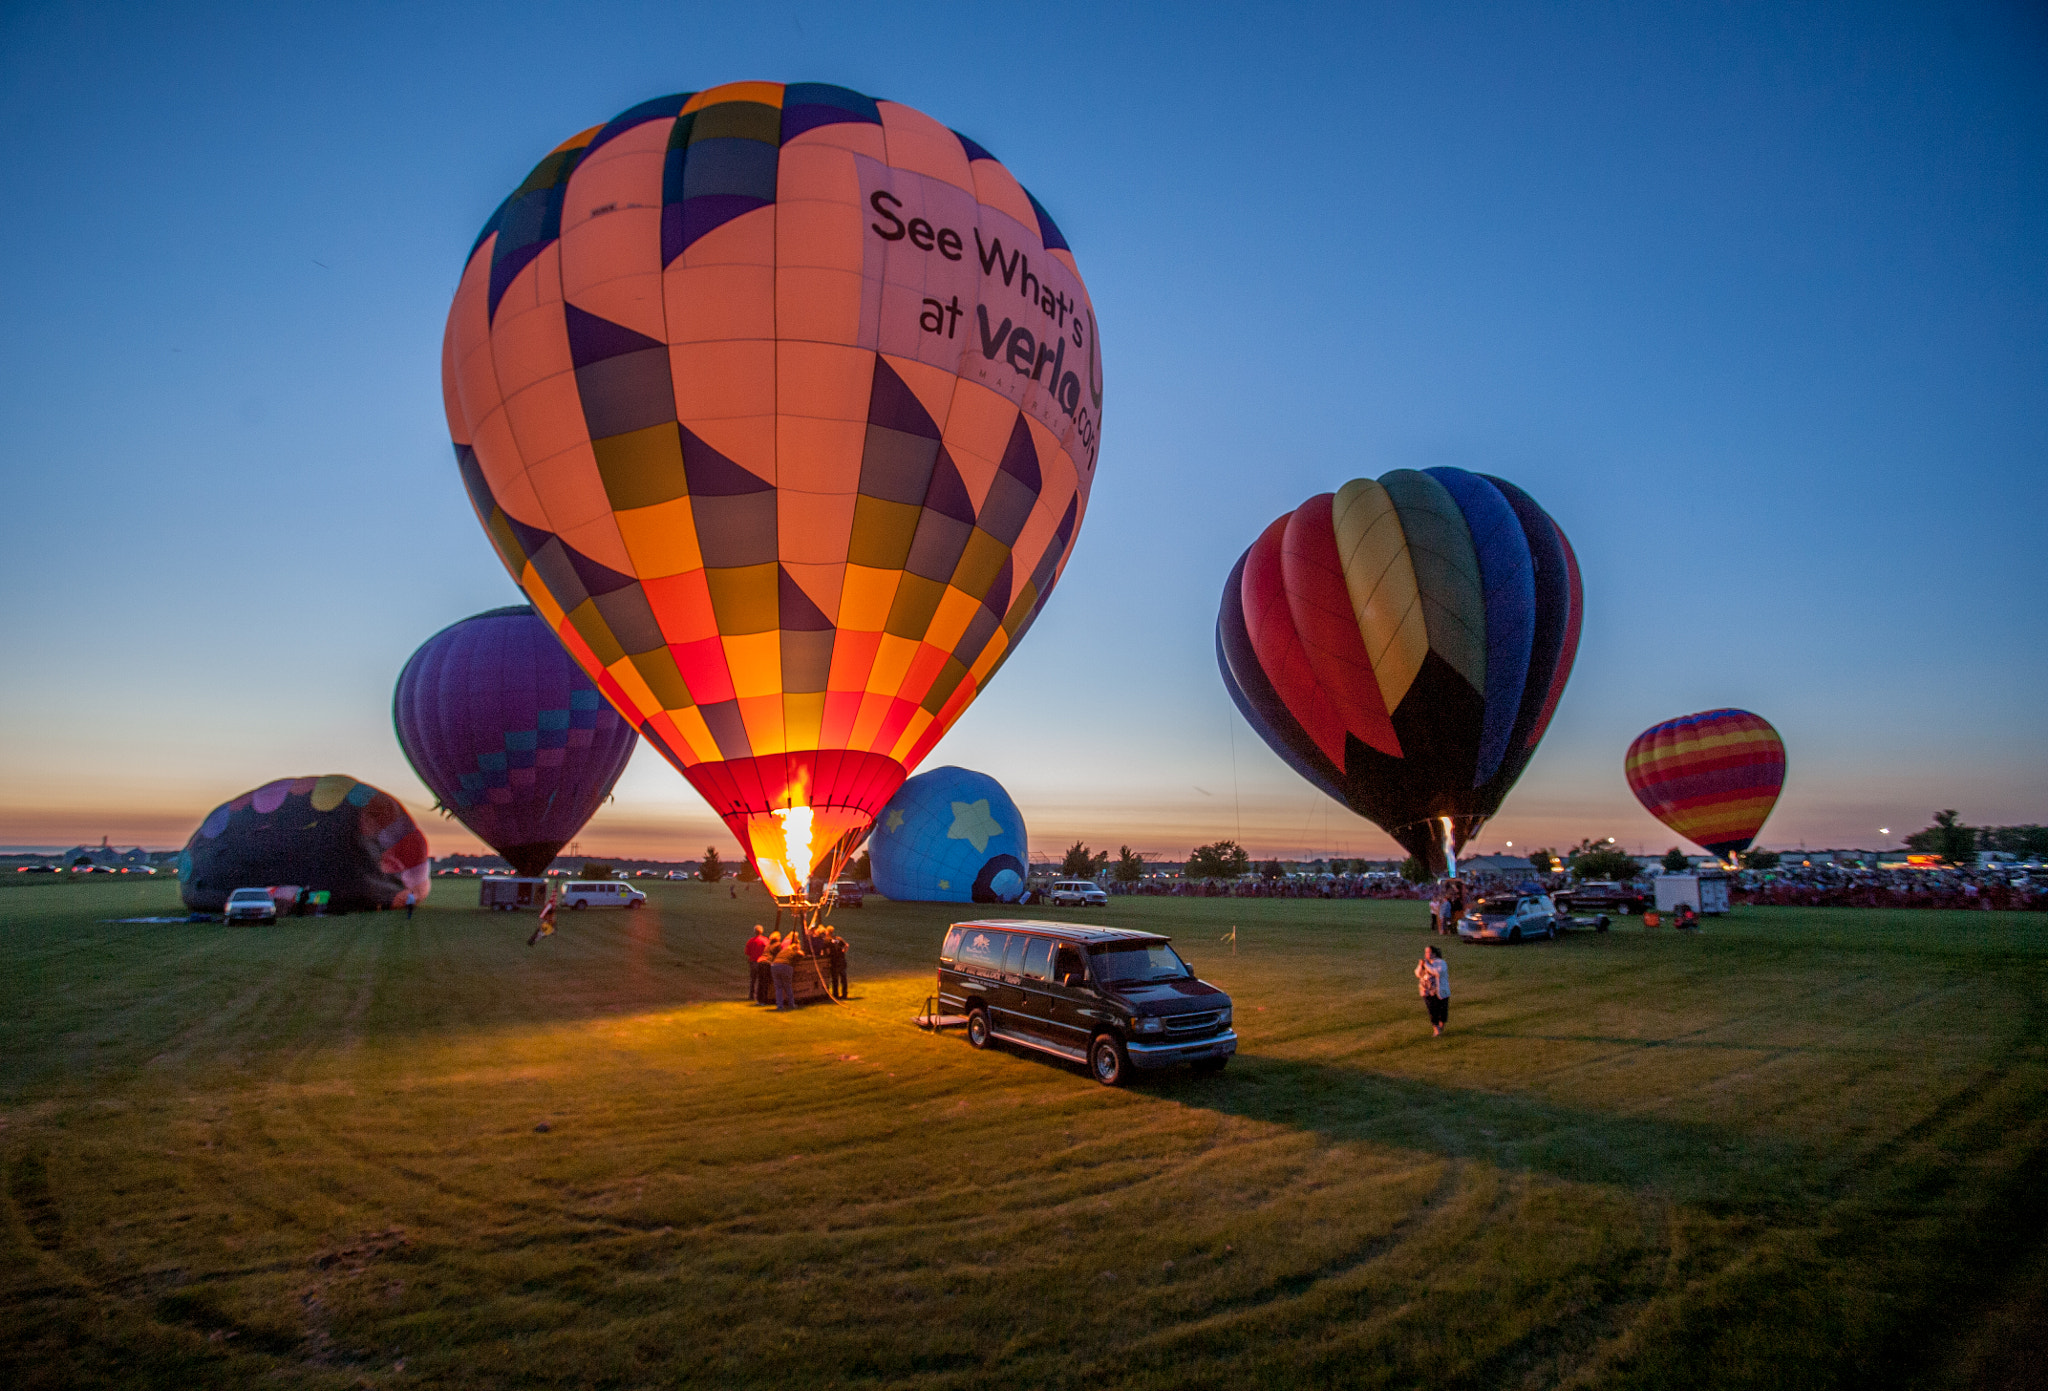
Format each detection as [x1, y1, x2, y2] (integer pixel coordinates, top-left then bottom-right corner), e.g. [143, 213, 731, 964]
[1654, 871, 1731, 915]
[479, 876, 549, 911]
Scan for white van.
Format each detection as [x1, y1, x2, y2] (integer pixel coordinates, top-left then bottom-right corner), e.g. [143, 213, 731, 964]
[1048, 880, 1108, 907]
[562, 880, 647, 910]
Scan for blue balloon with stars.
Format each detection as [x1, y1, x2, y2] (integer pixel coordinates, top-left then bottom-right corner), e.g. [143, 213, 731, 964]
[868, 766, 1030, 904]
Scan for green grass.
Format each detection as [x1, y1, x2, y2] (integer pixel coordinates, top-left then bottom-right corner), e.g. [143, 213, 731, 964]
[1, 878, 2043, 1389]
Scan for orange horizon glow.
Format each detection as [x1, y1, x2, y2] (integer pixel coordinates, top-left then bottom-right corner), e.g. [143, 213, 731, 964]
[0, 793, 1941, 865]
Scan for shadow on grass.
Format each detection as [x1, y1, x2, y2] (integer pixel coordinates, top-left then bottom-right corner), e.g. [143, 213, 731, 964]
[991, 1039, 1811, 1211]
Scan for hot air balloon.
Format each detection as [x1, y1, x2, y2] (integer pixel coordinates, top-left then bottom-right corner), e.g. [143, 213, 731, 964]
[178, 776, 431, 913]
[394, 606, 640, 877]
[1216, 469, 1582, 875]
[869, 765, 1029, 904]
[442, 82, 1101, 901]
[1625, 709, 1785, 863]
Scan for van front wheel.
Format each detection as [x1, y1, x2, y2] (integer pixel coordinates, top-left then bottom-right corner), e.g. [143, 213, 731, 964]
[1091, 1035, 1129, 1087]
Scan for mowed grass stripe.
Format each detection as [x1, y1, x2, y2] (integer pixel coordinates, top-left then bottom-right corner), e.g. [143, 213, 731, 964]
[1, 878, 2043, 1388]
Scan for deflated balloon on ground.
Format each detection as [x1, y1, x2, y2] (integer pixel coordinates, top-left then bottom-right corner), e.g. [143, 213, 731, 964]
[1218, 468, 1582, 873]
[868, 765, 1029, 903]
[178, 776, 431, 913]
[443, 82, 1101, 895]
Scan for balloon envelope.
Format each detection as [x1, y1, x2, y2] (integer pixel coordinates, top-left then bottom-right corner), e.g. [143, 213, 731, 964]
[394, 606, 639, 877]
[178, 776, 430, 912]
[1625, 709, 1785, 856]
[1217, 468, 1582, 872]
[442, 82, 1101, 893]
[869, 765, 1029, 903]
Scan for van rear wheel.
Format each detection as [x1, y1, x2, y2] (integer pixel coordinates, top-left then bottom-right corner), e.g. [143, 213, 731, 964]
[966, 1007, 992, 1049]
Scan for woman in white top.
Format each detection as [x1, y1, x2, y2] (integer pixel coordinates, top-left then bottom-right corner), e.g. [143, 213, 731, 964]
[1415, 945, 1450, 1036]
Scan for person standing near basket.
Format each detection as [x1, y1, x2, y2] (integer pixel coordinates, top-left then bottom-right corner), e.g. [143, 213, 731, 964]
[744, 925, 770, 1003]
[1415, 944, 1450, 1037]
[770, 931, 802, 1011]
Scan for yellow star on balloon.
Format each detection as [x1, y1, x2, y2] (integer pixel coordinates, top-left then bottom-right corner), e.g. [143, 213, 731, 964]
[885, 809, 905, 833]
[947, 799, 1003, 854]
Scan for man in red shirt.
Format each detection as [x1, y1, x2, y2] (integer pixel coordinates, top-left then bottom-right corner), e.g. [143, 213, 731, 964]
[744, 925, 769, 1003]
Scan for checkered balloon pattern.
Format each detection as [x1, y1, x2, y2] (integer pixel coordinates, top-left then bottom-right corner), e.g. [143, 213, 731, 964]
[444, 83, 1100, 883]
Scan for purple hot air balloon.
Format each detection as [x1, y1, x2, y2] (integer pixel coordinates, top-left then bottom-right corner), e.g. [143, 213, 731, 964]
[394, 606, 638, 876]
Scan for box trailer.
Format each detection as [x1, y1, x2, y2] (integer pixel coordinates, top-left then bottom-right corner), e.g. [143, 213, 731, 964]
[1653, 871, 1731, 915]
[479, 876, 549, 911]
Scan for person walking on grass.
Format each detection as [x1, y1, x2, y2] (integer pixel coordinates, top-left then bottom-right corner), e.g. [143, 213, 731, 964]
[745, 925, 770, 1003]
[1415, 944, 1450, 1036]
[526, 889, 557, 947]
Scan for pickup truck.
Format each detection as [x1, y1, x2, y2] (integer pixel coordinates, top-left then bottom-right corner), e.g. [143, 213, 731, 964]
[1556, 880, 1649, 915]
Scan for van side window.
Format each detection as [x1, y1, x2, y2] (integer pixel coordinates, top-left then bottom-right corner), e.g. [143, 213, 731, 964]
[1020, 937, 1052, 981]
[1054, 944, 1085, 987]
[1002, 934, 1028, 975]
[940, 927, 962, 964]
[957, 928, 1007, 972]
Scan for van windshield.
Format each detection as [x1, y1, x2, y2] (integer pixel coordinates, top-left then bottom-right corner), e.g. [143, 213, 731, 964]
[1090, 941, 1188, 984]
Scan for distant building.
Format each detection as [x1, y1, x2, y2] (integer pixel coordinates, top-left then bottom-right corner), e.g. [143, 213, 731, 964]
[59, 837, 154, 869]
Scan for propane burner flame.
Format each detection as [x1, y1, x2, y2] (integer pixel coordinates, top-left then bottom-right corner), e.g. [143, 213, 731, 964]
[773, 807, 814, 896]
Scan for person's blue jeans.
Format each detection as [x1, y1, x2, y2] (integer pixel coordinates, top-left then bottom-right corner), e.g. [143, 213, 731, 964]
[772, 962, 796, 1010]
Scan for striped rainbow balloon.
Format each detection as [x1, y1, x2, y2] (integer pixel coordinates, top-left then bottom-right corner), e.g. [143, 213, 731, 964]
[1625, 709, 1786, 857]
[1216, 468, 1583, 874]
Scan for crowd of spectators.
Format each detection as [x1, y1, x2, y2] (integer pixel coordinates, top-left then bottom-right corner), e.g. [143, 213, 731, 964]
[1730, 865, 2048, 911]
[1024, 864, 2048, 911]
[1085, 874, 1427, 900]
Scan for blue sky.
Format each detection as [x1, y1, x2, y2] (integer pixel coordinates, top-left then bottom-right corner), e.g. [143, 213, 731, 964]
[1, 0, 2042, 861]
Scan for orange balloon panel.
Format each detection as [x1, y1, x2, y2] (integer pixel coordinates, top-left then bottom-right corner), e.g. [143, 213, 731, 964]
[443, 84, 1102, 881]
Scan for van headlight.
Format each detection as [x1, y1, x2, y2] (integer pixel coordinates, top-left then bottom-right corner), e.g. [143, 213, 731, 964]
[1218, 1007, 1232, 1026]
[1134, 1016, 1163, 1034]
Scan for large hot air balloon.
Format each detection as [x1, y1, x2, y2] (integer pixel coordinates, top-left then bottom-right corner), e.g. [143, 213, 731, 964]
[394, 606, 640, 877]
[869, 765, 1029, 904]
[1625, 709, 1785, 861]
[1216, 469, 1582, 875]
[443, 82, 1101, 897]
[179, 776, 431, 913]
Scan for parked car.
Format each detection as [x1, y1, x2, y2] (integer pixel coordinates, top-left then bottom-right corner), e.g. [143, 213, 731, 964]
[1458, 893, 1563, 943]
[1557, 880, 1649, 914]
[665, 870, 692, 881]
[1048, 880, 1108, 907]
[934, 920, 1235, 1086]
[561, 880, 646, 910]
[224, 887, 278, 924]
[830, 880, 864, 907]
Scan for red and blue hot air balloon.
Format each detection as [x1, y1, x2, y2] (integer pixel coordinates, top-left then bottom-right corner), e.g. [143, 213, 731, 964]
[394, 607, 639, 876]
[1217, 468, 1582, 874]
[1625, 709, 1785, 861]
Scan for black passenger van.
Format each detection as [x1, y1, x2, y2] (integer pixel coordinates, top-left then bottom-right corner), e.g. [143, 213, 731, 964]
[935, 920, 1236, 1086]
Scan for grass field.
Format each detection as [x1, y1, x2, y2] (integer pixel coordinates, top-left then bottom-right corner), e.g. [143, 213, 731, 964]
[2, 877, 2044, 1389]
